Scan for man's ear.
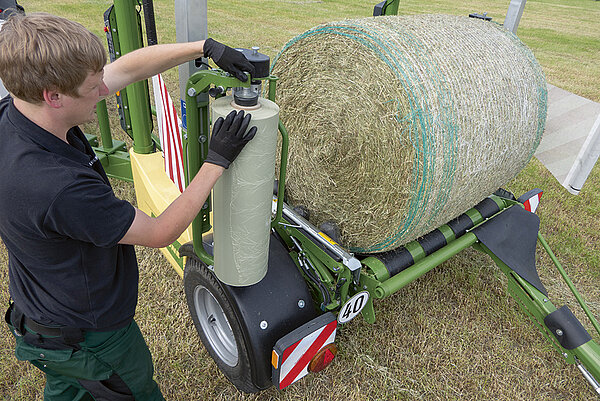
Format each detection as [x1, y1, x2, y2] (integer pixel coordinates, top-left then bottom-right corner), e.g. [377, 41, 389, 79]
[42, 89, 62, 108]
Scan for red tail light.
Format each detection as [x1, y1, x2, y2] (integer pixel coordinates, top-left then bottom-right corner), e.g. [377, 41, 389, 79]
[308, 343, 338, 373]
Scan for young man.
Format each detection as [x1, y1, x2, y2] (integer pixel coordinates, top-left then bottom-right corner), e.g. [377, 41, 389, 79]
[0, 12, 257, 401]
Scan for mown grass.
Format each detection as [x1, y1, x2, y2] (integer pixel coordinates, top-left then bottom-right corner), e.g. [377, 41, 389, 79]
[1, 0, 599, 400]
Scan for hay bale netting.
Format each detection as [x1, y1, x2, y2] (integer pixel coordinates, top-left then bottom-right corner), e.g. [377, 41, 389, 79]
[271, 14, 547, 253]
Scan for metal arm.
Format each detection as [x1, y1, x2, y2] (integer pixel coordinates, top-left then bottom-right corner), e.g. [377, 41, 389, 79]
[504, 0, 527, 34]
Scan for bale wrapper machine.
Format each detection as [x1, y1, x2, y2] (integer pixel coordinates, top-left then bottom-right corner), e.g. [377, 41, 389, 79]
[90, 0, 600, 394]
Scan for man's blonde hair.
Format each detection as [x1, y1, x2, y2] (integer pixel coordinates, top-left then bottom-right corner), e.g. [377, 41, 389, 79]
[0, 13, 106, 103]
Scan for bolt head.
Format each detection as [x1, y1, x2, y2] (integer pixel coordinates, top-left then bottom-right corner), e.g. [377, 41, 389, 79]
[556, 329, 564, 336]
[260, 320, 268, 330]
[187, 88, 196, 97]
[298, 299, 305, 308]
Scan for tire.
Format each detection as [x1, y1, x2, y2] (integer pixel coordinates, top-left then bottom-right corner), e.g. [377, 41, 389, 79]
[183, 257, 263, 393]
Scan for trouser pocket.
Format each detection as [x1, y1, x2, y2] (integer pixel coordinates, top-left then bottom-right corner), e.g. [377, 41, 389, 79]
[14, 336, 113, 381]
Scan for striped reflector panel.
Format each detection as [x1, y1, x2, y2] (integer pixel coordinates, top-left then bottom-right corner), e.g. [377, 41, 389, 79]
[520, 190, 543, 213]
[152, 74, 186, 193]
[275, 318, 337, 389]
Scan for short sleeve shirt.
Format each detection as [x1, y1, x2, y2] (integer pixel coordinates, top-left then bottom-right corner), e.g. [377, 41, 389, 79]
[0, 96, 138, 331]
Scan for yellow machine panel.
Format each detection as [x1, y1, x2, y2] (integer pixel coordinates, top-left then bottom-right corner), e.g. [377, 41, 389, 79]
[130, 150, 192, 277]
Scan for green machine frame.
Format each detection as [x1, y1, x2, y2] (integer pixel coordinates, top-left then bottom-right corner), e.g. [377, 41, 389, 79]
[91, 0, 600, 394]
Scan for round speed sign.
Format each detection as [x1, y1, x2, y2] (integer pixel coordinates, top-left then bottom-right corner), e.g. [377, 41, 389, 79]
[337, 291, 369, 324]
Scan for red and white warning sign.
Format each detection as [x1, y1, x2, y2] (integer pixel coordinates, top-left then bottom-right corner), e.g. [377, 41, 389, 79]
[518, 189, 543, 214]
[152, 73, 186, 193]
[272, 313, 337, 389]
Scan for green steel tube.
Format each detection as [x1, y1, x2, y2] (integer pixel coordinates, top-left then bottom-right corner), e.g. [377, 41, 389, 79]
[113, 0, 153, 154]
[375, 232, 478, 298]
[365, 195, 509, 282]
[538, 233, 600, 337]
[575, 341, 600, 387]
[268, 76, 277, 102]
[185, 94, 207, 184]
[381, 0, 399, 15]
[185, 91, 213, 265]
[96, 100, 113, 149]
[272, 121, 288, 228]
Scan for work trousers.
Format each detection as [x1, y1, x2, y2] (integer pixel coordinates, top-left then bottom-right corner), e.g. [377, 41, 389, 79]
[6, 309, 165, 401]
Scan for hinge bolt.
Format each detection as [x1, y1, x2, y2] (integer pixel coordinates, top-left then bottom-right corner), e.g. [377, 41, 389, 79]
[187, 88, 196, 97]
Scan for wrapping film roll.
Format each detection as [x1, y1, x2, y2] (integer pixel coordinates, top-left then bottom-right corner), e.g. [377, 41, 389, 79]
[212, 96, 280, 286]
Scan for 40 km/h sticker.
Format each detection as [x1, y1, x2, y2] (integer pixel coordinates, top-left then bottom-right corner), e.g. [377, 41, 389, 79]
[338, 291, 369, 324]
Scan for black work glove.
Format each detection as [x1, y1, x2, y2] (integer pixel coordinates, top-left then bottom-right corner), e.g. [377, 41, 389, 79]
[203, 38, 255, 82]
[205, 110, 257, 169]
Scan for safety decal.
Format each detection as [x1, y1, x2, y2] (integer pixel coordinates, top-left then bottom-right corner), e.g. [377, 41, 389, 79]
[273, 316, 337, 389]
[152, 73, 186, 193]
[519, 189, 543, 214]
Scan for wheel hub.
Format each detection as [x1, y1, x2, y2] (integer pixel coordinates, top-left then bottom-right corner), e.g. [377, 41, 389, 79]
[193, 285, 238, 367]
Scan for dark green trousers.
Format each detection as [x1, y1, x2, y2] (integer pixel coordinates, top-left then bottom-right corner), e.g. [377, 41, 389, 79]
[8, 320, 165, 401]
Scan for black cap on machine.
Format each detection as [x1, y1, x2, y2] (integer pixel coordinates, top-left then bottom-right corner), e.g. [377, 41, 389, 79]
[233, 47, 270, 107]
[236, 47, 270, 79]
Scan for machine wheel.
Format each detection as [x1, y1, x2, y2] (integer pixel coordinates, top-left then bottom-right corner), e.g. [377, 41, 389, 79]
[183, 258, 262, 393]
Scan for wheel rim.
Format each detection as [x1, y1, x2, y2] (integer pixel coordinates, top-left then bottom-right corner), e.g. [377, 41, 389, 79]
[193, 285, 238, 367]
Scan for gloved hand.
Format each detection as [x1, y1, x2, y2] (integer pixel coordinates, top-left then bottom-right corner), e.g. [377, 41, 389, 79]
[205, 110, 257, 169]
[203, 38, 255, 82]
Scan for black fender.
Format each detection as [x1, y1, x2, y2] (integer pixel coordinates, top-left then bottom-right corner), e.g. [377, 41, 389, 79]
[180, 233, 318, 388]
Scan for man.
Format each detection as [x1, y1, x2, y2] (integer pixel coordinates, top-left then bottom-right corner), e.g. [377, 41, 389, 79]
[0, 0, 23, 99]
[0, 12, 257, 401]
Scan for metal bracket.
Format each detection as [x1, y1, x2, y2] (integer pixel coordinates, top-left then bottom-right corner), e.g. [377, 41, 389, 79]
[281, 202, 362, 283]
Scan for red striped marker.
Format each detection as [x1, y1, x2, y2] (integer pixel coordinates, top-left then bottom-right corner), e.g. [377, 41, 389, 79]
[152, 74, 186, 193]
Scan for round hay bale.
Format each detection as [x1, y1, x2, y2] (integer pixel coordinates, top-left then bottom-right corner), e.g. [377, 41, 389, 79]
[272, 14, 547, 253]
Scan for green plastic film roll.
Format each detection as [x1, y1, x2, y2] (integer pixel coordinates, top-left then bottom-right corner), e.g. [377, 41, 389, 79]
[212, 96, 280, 286]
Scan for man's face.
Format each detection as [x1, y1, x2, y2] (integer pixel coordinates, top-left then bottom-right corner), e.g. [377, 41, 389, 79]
[62, 69, 109, 126]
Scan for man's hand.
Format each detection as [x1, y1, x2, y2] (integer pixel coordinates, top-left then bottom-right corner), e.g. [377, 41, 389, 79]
[203, 38, 255, 82]
[205, 110, 257, 169]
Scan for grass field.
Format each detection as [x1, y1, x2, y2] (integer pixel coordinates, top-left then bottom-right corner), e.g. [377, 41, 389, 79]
[1, 0, 599, 400]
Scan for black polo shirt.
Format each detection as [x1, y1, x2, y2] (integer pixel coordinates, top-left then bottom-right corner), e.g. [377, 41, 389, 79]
[0, 96, 138, 331]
